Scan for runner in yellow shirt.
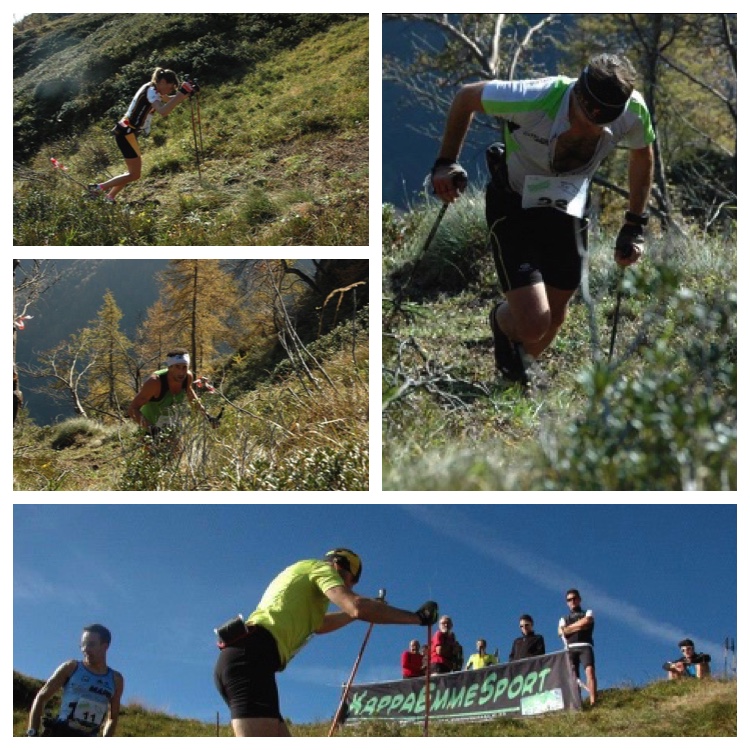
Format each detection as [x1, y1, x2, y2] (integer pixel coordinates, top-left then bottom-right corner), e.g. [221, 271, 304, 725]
[213, 548, 438, 737]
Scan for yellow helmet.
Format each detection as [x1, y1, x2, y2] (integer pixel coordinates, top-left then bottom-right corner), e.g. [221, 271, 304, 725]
[324, 548, 362, 584]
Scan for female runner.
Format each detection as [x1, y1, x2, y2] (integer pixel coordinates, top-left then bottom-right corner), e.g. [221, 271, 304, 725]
[89, 67, 194, 202]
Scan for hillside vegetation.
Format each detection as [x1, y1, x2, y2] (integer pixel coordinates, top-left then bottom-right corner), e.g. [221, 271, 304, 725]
[13, 260, 369, 491]
[13, 670, 736, 737]
[13, 13, 368, 245]
[382, 194, 736, 491]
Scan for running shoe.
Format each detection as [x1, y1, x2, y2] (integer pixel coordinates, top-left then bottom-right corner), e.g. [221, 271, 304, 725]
[489, 303, 529, 385]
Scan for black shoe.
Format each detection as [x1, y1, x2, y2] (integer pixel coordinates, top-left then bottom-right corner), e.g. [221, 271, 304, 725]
[489, 303, 529, 385]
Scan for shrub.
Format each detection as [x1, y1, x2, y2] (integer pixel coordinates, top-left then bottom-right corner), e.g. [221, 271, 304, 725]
[50, 417, 111, 450]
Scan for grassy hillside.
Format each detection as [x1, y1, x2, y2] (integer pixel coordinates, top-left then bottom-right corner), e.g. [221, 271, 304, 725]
[13, 670, 736, 736]
[382, 194, 736, 490]
[13, 14, 368, 245]
[13, 306, 368, 491]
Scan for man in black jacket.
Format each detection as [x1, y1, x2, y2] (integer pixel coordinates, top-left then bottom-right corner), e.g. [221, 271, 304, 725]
[509, 614, 546, 661]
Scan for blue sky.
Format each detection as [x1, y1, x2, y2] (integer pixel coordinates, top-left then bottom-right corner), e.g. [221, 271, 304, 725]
[13, 504, 736, 729]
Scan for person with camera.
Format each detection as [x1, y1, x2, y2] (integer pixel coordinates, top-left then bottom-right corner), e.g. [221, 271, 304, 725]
[27, 624, 124, 737]
[663, 639, 711, 680]
[431, 53, 654, 384]
[88, 67, 196, 202]
[213, 548, 439, 737]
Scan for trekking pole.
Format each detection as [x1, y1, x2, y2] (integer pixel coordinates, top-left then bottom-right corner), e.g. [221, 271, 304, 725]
[189, 96, 202, 182]
[608, 245, 635, 363]
[607, 267, 625, 363]
[195, 87, 204, 160]
[49, 157, 92, 192]
[386, 202, 448, 325]
[424, 622, 432, 737]
[328, 588, 386, 737]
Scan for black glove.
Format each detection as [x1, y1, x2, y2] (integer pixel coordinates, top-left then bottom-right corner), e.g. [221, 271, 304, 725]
[431, 158, 468, 193]
[146, 424, 161, 440]
[415, 600, 439, 626]
[615, 222, 644, 260]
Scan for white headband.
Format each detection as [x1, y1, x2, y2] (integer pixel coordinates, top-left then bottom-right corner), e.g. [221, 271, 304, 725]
[166, 353, 190, 367]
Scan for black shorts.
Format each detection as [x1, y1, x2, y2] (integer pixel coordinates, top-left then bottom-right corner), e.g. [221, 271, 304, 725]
[485, 180, 589, 293]
[112, 124, 141, 160]
[568, 644, 595, 675]
[213, 625, 284, 721]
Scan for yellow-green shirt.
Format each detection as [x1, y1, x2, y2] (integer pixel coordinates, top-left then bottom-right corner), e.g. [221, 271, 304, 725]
[248, 559, 345, 668]
[466, 652, 498, 670]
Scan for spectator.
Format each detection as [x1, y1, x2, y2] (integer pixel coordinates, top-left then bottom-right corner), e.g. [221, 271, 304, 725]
[465, 638, 499, 670]
[663, 639, 711, 680]
[402, 639, 424, 679]
[509, 614, 546, 661]
[558, 588, 597, 706]
[431, 615, 458, 674]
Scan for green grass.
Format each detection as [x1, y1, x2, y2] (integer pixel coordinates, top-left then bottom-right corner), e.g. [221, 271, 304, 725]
[382, 195, 737, 490]
[13, 670, 736, 736]
[13, 16, 368, 246]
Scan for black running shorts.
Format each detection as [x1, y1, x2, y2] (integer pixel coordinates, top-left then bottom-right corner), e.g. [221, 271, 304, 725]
[213, 625, 284, 721]
[485, 180, 589, 293]
[568, 644, 595, 675]
[114, 131, 141, 160]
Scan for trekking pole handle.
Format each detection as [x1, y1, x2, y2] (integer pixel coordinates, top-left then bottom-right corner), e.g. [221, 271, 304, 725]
[377, 588, 386, 601]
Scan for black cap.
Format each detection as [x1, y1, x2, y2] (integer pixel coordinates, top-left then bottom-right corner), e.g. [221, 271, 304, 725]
[574, 65, 632, 125]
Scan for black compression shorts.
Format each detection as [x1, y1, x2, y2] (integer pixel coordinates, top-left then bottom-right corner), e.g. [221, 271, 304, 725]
[213, 625, 284, 721]
[568, 644, 595, 675]
[485, 180, 589, 293]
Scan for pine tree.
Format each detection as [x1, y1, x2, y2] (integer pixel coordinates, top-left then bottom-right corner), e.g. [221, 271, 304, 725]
[148, 260, 245, 375]
[82, 290, 133, 421]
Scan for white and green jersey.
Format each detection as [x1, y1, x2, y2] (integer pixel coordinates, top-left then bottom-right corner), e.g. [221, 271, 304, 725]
[481, 76, 655, 194]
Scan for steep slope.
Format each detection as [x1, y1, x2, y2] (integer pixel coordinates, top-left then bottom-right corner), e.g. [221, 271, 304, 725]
[13, 14, 368, 245]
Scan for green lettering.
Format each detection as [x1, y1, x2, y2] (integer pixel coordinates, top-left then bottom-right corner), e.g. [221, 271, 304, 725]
[389, 694, 404, 714]
[402, 692, 416, 714]
[465, 683, 479, 707]
[479, 673, 497, 706]
[529, 180, 550, 192]
[364, 696, 379, 716]
[376, 695, 392, 715]
[415, 687, 425, 714]
[433, 686, 450, 711]
[521, 672, 538, 696]
[507, 674, 525, 699]
[493, 677, 509, 701]
[448, 686, 466, 709]
[349, 691, 365, 715]
[536, 667, 551, 691]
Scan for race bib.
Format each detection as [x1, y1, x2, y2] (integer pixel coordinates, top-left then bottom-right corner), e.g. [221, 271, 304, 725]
[522, 175, 589, 218]
[69, 697, 107, 730]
